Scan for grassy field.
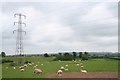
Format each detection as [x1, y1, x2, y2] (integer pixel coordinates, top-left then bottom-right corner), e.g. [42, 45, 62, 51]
[2, 56, 119, 78]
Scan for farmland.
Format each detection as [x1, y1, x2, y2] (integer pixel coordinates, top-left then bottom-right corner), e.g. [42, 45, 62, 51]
[2, 56, 119, 78]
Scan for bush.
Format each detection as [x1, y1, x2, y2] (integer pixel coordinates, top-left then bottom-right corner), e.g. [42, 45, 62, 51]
[24, 61, 31, 64]
[54, 54, 74, 61]
[44, 53, 49, 57]
[10, 62, 17, 66]
[2, 59, 13, 63]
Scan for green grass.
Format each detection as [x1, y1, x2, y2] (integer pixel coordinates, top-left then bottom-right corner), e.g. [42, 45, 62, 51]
[2, 56, 119, 78]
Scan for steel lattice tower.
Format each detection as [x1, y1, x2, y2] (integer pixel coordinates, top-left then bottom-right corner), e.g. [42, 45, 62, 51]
[13, 13, 26, 65]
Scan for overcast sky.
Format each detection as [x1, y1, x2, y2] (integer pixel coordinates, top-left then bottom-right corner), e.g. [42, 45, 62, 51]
[0, 1, 118, 55]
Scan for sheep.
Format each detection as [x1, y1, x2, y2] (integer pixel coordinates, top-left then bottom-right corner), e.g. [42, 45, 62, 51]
[34, 68, 42, 75]
[60, 66, 65, 70]
[76, 64, 80, 66]
[20, 69, 24, 72]
[19, 66, 24, 69]
[57, 69, 63, 77]
[65, 68, 68, 71]
[81, 69, 87, 73]
[35, 65, 38, 67]
[13, 67, 16, 69]
[65, 64, 68, 67]
[28, 63, 32, 66]
[23, 64, 27, 67]
[41, 64, 43, 66]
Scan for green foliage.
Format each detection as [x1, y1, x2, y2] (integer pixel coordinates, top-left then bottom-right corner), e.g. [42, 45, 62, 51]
[10, 62, 17, 66]
[44, 53, 49, 57]
[81, 52, 89, 60]
[1, 52, 6, 57]
[72, 52, 77, 58]
[2, 59, 13, 63]
[79, 52, 82, 58]
[54, 53, 74, 61]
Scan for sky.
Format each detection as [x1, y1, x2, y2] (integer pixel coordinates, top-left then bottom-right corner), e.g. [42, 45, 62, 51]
[0, 1, 118, 55]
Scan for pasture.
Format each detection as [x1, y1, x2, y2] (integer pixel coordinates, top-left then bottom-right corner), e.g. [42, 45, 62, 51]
[2, 56, 118, 78]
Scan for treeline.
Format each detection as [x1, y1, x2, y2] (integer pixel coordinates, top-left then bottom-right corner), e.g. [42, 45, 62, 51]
[50, 52, 89, 61]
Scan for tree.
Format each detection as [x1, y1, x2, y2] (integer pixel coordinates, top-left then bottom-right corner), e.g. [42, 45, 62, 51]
[79, 52, 82, 58]
[81, 52, 89, 60]
[64, 53, 70, 56]
[58, 53, 62, 55]
[72, 52, 77, 58]
[1, 52, 6, 57]
[44, 53, 49, 57]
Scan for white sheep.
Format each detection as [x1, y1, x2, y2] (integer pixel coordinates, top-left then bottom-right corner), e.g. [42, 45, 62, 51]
[13, 67, 16, 69]
[60, 66, 65, 70]
[80, 65, 84, 68]
[34, 68, 42, 75]
[65, 64, 68, 67]
[19, 66, 24, 69]
[24, 64, 27, 67]
[28, 63, 32, 66]
[20, 69, 24, 72]
[41, 64, 43, 66]
[76, 64, 80, 66]
[57, 69, 63, 77]
[81, 69, 87, 73]
[65, 68, 68, 71]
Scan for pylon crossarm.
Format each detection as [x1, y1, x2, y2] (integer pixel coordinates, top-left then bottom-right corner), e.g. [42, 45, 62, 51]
[21, 23, 26, 27]
[13, 29, 17, 34]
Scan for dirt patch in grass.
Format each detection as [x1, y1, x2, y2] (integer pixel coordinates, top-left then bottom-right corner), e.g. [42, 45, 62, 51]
[45, 72, 118, 78]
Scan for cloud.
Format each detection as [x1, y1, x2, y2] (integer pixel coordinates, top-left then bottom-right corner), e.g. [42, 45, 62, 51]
[1, 2, 118, 55]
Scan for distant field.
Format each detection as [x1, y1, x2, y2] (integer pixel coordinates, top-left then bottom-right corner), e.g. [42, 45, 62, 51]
[2, 56, 119, 78]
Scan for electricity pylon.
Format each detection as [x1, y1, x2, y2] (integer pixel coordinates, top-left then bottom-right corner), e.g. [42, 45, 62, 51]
[13, 13, 26, 65]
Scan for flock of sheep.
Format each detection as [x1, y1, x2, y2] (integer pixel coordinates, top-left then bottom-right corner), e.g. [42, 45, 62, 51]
[57, 60, 87, 77]
[5, 60, 87, 77]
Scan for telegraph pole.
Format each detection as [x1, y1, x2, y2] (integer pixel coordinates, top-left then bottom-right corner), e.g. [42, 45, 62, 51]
[13, 13, 26, 65]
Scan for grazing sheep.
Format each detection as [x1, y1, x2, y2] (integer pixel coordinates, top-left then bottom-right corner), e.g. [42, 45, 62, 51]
[41, 64, 43, 66]
[28, 63, 32, 66]
[57, 69, 63, 77]
[24, 64, 27, 67]
[19, 66, 24, 69]
[81, 69, 87, 73]
[76, 64, 80, 66]
[65, 68, 68, 71]
[60, 66, 65, 70]
[35, 65, 38, 67]
[80, 65, 84, 68]
[65, 65, 68, 67]
[20, 69, 24, 72]
[34, 68, 42, 75]
[13, 67, 16, 69]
